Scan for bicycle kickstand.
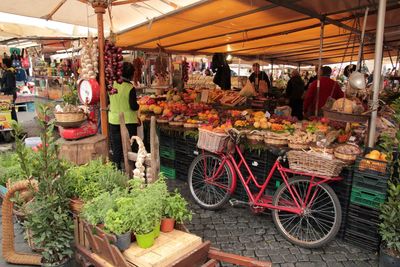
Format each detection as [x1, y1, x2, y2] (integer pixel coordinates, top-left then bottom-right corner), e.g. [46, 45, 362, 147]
[229, 198, 249, 208]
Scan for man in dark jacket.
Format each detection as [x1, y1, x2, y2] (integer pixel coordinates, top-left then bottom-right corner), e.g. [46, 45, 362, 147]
[286, 70, 305, 120]
[211, 53, 231, 90]
[1, 58, 17, 122]
[249, 63, 271, 96]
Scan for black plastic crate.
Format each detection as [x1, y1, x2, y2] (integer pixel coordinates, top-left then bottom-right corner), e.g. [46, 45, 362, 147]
[344, 229, 380, 251]
[352, 172, 389, 193]
[347, 203, 380, 223]
[355, 156, 390, 179]
[346, 214, 380, 239]
[160, 157, 175, 168]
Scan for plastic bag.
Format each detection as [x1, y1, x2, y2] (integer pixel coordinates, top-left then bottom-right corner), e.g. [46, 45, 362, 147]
[239, 80, 256, 97]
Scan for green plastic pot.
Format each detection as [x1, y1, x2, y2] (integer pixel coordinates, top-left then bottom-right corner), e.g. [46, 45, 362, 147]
[153, 222, 161, 238]
[136, 230, 155, 249]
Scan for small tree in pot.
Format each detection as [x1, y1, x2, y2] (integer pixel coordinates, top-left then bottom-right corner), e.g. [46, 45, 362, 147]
[161, 190, 192, 233]
[17, 105, 74, 267]
[379, 182, 400, 267]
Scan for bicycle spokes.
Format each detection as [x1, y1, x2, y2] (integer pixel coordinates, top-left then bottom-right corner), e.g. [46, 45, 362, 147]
[190, 154, 232, 207]
[273, 179, 339, 245]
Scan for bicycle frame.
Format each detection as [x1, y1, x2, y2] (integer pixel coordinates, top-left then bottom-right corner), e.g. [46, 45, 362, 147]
[203, 144, 341, 215]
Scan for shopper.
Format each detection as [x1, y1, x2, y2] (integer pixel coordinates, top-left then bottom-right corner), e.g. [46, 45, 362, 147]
[303, 66, 344, 117]
[108, 62, 139, 170]
[286, 70, 305, 120]
[0, 58, 18, 122]
[211, 53, 231, 90]
[305, 65, 319, 91]
[249, 63, 271, 96]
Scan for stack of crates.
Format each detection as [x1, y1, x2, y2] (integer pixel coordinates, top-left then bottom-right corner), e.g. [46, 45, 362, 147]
[175, 137, 198, 182]
[330, 166, 354, 239]
[344, 156, 389, 250]
[159, 133, 176, 179]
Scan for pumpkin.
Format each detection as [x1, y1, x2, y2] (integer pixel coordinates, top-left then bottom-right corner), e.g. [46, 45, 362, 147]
[331, 98, 356, 114]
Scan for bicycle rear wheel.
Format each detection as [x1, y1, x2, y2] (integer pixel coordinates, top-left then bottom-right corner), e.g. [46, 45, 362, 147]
[271, 177, 341, 248]
[188, 153, 233, 210]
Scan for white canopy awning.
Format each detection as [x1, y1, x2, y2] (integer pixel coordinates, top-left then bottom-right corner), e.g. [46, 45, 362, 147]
[0, 0, 203, 38]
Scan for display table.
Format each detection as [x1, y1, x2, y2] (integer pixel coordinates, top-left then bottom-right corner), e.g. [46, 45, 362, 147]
[57, 134, 108, 165]
[123, 230, 202, 267]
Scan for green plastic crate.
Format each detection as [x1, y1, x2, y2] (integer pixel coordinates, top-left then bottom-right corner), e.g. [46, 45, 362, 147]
[350, 186, 386, 210]
[160, 165, 176, 179]
[160, 146, 176, 160]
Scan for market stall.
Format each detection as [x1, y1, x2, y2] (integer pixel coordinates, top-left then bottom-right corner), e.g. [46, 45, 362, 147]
[1, 1, 400, 266]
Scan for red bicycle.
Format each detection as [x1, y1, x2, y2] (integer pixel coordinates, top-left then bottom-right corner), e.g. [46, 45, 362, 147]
[188, 128, 342, 248]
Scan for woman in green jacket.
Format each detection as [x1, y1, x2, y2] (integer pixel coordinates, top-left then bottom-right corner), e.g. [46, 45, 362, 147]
[108, 62, 139, 169]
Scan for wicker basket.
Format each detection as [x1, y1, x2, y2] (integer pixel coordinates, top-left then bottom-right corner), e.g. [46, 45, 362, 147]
[156, 119, 169, 124]
[265, 137, 288, 146]
[287, 150, 344, 177]
[334, 144, 361, 162]
[246, 134, 264, 145]
[183, 123, 199, 129]
[55, 112, 86, 122]
[197, 128, 228, 153]
[322, 108, 369, 123]
[309, 144, 335, 154]
[288, 142, 310, 150]
[169, 121, 184, 127]
[55, 112, 86, 128]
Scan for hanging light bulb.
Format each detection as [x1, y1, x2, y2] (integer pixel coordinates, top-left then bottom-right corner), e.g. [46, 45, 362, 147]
[226, 54, 233, 61]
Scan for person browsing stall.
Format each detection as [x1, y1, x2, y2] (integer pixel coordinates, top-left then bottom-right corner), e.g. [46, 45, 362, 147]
[249, 63, 271, 97]
[303, 66, 344, 117]
[286, 70, 305, 120]
[108, 62, 139, 170]
[0, 58, 18, 122]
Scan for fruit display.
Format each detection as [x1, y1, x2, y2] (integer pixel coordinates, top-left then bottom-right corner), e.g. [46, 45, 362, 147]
[104, 41, 123, 95]
[359, 150, 388, 174]
[80, 37, 98, 80]
[288, 131, 317, 144]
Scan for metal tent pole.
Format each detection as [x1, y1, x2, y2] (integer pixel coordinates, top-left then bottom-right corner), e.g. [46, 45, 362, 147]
[356, 8, 369, 71]
[315, 19, 324, 117]
[368, 0, 387, 147]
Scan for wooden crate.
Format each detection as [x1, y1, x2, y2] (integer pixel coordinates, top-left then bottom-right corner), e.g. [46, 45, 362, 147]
[57, 134, 108, 165]
[123, 230, 202, 267]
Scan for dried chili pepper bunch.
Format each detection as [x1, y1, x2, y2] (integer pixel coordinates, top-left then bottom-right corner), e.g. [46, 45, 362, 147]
[104, 40, 123, 95]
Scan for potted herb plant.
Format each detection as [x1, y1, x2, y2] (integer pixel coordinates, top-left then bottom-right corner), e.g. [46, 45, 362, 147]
[104, 196, 134, 251]
[146, 176, 168, 238]
[16, 105, 74, 267]
[129, 192, 158, 249]
[161, 190, 192, 233]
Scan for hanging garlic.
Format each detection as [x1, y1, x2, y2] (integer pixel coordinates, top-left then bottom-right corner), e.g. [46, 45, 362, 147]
[130, 136, 148, 182]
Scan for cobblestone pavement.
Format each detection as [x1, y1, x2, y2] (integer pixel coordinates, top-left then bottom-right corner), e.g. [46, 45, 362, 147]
[168, 179, 379, 267]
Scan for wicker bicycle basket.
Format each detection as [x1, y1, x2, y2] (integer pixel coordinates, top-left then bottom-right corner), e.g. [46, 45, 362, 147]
[197, 128, 229, 153]
[287, 150, 344, 177]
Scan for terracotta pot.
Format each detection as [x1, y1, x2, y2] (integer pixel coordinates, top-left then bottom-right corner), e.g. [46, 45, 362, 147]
[69, 198, 84, 214]
[161, 218, 175, 233]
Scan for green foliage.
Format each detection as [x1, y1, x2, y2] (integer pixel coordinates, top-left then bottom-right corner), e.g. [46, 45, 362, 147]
[379, 182, 400, 254]
[18, 105, 74, 264]
[65, 159, 128, 201]
[62, 82, 79, 106]
[163, 189, 192, 224]
[104, 196, 135, 235]
[81, 189, 126, 225]
[0, 152, 28, 186]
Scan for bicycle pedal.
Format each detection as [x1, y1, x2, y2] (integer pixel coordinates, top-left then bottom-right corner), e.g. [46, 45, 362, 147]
[229, 199, 249, 207]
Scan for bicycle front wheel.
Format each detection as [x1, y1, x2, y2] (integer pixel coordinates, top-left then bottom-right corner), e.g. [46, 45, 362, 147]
[188, 153, 234, 210]
[272, 177, 341, 248]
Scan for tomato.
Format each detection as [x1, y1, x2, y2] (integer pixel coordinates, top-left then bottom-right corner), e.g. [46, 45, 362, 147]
[320, 117, 330, 124]
[32, 146, 39, 152]
[37, 143, 43, 149]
